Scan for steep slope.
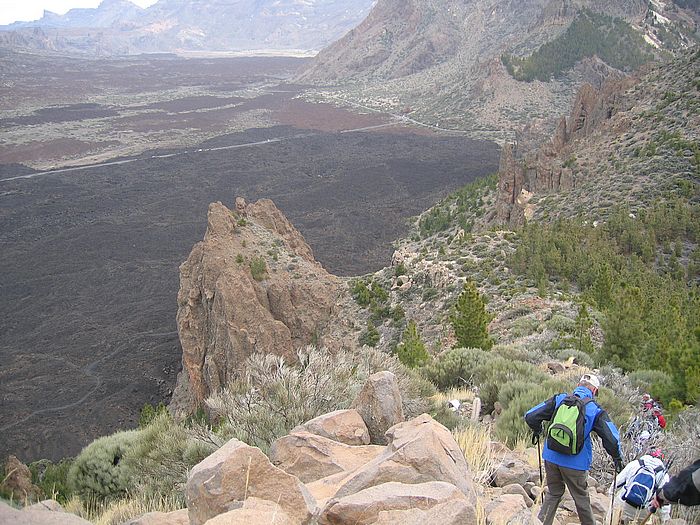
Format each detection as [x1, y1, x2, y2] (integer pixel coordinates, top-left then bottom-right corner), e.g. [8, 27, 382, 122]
[0, 0, 376, 55]
[299, 0, 696, 138]
[495, 49, 699, 225]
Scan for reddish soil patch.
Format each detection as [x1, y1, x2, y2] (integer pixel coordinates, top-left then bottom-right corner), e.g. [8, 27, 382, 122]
[275, 98, 390, 132]
[0, 139, 117, 164]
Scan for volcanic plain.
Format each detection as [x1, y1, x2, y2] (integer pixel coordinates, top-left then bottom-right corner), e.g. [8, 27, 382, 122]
[0, 51, 499, 461]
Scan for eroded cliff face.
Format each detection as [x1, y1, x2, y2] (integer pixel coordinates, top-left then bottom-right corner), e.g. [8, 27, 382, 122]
[495, 74, 637, 225]
[171, 198, 344, 415]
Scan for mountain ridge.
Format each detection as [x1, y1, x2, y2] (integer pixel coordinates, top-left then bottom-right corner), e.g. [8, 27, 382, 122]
[298, 0, 697, 140]
[0, 0, 377, 55]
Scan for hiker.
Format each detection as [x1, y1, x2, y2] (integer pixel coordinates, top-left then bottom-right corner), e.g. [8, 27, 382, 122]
[651, 458, 700, 508]
[608, 449, 671, 524]
[641, 394, 667, 430]
[525, 373, 623, 525]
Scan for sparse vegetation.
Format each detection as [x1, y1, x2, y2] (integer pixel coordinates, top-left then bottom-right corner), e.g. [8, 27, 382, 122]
[249, 256, 267, 281]
[206, 347, 434, 453]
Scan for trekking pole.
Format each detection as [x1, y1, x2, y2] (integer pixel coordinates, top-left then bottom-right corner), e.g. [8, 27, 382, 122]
[610, 467, 617, 525]
[537, 436, 543, 485]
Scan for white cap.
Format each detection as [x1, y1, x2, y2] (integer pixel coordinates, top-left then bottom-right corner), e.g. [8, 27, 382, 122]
[580, 373, 600, 390]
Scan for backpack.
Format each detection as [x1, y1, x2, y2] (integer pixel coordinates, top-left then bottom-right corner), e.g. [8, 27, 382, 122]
[622, 458, 664, 508]
[546, 395, 593, 455]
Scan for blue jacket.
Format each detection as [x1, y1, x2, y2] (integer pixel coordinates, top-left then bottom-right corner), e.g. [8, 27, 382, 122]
[524, 386, 622, 471]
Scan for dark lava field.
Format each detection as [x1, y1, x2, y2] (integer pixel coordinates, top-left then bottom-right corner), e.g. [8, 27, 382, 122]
[0, 53, 500, 461]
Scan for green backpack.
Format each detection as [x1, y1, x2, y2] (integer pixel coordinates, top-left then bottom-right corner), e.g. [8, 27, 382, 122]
[547, 395, 593, 455]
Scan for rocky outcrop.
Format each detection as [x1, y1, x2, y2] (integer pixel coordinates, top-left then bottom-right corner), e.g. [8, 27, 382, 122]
[186, 437, 318, 525]
[495, 74, 637, 226]
[291, 409, 371, 446]
[351, 371, 405, 445]
[171, 198, 342, 414]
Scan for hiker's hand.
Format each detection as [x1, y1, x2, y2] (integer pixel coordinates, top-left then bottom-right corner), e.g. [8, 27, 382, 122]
[649, 495, 663, 512]
[614, 457, 623, 473]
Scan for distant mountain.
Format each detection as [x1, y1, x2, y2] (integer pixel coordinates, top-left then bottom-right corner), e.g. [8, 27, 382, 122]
[298, 0, 698, 138]
[0, 0, 377, 55]
[7, 0, 144, 29]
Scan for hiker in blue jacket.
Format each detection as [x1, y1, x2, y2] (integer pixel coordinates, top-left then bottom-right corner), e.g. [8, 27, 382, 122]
[525, 373, 624, 525]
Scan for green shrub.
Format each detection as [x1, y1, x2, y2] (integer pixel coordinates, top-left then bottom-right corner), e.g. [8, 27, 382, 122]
[396, 320, 430, 368]
[596, 387, 633, 424]
[492, 344, 542, 364]
[29, 459, 73, 504]
[495, 379, 567, 447]
[207, 347, 434, 451]
[249, 257, 267, 281]
[556, 349, 595, 369]
[138, 402, 168, 428]
[359, 320, 380, 347]
[547, 314, 576, 333]
[421, 348, 547, 410]
[125, 413, 215, 498]
[68, 430, 141, 500]
[351, 280, 371, 306]
[628, 369, 673, 394]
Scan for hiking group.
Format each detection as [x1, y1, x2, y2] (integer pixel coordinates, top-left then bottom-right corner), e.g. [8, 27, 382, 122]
[525, 373, 699, 525]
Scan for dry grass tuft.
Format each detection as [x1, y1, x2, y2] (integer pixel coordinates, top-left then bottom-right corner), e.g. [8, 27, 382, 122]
[452, 423, 497, 485]
[63, 493, 183, 525]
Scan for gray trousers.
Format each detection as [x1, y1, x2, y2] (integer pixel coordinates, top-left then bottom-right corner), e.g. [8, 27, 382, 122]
[538, 460, 595, 525]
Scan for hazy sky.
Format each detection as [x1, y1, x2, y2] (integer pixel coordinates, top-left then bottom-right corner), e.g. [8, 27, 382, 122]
[0, 0, 158, 25]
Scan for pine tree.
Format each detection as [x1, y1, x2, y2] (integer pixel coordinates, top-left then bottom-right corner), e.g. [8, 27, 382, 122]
[396, 320, 430, 368]
[450, 281, 493, 350]
[574, 304, 595, 354]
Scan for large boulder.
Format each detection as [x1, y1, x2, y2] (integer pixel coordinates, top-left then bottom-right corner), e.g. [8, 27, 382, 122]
[502, 483, 533, 508]
[1, 456, 42, 502]
[351, 371, 404, 445]
[373, 498, 478, 525]
[270, 431, 384, 483]
[125, 509, 189, 525]
[306, 471, 355, 509]
[0, 501, 92, 525]
[203, 498, 294, 525]
[291, 409, 370, 445]
[185, 438, 317, 525]
[333, 414, 476, 501]
[485, 493, 529, 524]
[319, 481, 475, 525]
[492, 456, 537, 487]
